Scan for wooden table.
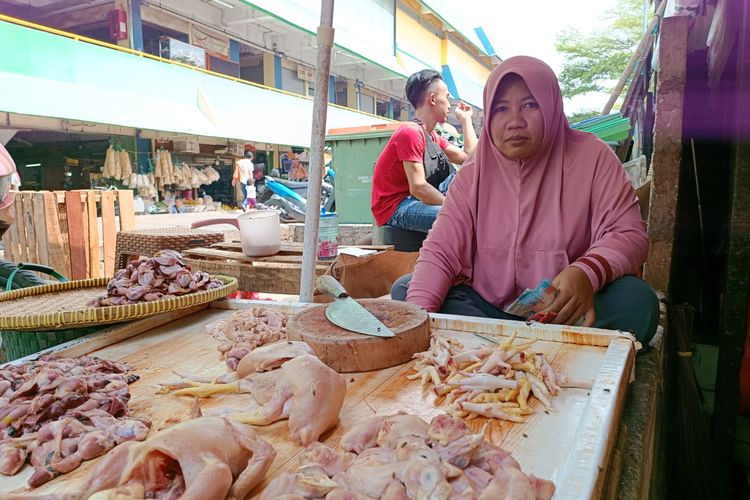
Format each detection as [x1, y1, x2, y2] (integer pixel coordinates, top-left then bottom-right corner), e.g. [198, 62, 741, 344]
[182, 242, 394, 295]
[2, 300, 636, 499]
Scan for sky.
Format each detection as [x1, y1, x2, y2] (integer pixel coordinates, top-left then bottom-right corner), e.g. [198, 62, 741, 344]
[456, 0, 621, 115]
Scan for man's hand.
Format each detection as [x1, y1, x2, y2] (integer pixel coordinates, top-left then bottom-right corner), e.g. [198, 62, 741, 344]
[542, 266, 596, 327]
[454, 101, 473, 122]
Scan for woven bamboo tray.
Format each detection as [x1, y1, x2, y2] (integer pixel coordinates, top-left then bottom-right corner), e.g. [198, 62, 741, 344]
[0, 275, 237, 330]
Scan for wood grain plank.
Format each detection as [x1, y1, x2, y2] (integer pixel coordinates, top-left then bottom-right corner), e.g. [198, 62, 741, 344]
[80, 192, 91, 278]
[100, 191, 117, 276]
[116, 190, 135, 232]
[13, 194, 28, 262]
[43, 192, 69, 277]
[64, 191, 87, 279]
[21, 192, 37, 264]
[86, 191, 101, 278]
[3, 195, 18, 262]
[183, 257, 327, 294]
[31, 193, 49, 266]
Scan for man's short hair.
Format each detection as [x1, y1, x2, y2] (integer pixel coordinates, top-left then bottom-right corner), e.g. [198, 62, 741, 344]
[405, 69, 443, 108]
[244, 150, 254, 160]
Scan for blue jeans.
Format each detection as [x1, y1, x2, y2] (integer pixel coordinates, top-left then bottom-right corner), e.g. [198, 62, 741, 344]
[386, 173, 456, 233]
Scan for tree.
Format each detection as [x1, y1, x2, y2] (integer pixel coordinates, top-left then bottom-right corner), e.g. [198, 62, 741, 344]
[568, 109, 601, 125]
[556, 0, 644, 100]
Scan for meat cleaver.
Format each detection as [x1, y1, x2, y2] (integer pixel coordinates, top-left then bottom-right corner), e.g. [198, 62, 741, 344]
[316, 275, 395, 337]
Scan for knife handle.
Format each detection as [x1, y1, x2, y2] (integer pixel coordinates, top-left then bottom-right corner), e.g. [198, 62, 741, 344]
[316, 275, 348, 299]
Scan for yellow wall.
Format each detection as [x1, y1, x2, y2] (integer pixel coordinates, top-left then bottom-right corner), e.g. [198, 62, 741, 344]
[446, 40, 491, 83]
[262, 53, 275, 87]
[395, 10, 442, 69]
[396, 8, 490, 89]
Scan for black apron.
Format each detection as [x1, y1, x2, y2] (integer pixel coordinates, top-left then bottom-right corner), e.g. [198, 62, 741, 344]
[415, 121, 455, 190]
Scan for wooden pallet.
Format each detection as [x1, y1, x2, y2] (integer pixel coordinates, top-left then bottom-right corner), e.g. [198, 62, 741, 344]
[1, 301, 636, 499]
[182, 242, 393, 295]
[1, 190, 135, 279]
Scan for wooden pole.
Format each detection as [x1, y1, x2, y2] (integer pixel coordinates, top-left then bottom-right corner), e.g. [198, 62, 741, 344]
[299, 0, 335, 302]
[642, 16, 689, 293]
[601, 0, 667, 115]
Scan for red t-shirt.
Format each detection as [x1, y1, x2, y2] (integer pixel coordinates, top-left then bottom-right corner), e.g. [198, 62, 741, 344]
[371, 123, 450, 226]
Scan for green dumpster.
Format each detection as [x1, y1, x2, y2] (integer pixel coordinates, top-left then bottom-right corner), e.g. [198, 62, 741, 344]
[326, 125, 399, 224]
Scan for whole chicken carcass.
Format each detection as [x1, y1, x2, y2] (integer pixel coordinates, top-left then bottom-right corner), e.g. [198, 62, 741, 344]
[173, 354, 346, 446]
[78, 417, 275, 500]
[236, 341, 314, 377]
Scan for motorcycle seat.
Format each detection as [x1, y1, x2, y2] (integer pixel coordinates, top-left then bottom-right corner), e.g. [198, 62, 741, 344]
[273, 178, 309, 189]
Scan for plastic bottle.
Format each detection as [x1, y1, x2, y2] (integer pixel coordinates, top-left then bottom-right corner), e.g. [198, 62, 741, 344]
[317, 212, 339, 260]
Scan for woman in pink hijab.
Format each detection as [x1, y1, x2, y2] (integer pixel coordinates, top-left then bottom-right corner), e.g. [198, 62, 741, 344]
[392, 56, 659, 343]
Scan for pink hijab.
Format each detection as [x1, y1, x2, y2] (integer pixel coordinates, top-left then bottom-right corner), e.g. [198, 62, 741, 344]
[406, 56, 648, 311]
[0, 143, 17, 210]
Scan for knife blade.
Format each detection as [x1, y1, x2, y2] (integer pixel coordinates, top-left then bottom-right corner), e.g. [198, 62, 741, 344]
[316, 275, 395, 337]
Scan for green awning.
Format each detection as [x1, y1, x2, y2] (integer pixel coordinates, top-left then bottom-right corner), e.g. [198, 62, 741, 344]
[0, 20, 392, 147]
[571, 113, 631, 143]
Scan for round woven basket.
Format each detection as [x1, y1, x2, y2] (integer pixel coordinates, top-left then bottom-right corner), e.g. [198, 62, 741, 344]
[0, 275, 238, 331]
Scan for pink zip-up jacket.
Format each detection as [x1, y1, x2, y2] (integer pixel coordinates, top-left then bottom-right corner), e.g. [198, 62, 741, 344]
[406, 56, 648, 312]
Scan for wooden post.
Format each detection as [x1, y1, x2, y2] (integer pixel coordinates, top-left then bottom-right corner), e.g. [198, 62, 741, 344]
[642, 16, 690, 293]
[299, 0, 335, 302]
[712, 2, 750, 493]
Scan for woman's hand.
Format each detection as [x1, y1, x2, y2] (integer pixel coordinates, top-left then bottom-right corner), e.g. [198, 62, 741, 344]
[542, 266, 596, 327]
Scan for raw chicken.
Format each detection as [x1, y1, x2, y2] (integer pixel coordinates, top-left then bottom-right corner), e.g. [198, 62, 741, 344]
[236, 341, 314, 377]
[79, 417, 275, 500]
[259, 413, 553, 500]
[173, 354, 346, 446]
[207, 307, 289, 370]
[376, 414, 429, 449]
[340, 414, 391, 453]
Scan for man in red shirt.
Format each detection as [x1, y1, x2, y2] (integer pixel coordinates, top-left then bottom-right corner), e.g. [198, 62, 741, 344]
[371, 69, 478, 232]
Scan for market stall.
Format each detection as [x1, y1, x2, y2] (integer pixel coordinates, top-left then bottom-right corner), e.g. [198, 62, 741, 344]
[0, 279, 637, 498]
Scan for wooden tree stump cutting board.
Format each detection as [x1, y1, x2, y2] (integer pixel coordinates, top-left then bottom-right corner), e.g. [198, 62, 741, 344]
[287, 299, 429, 372]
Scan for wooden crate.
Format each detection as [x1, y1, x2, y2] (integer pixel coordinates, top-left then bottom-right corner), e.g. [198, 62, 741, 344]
[1, 190, 135, 279]
[182, 242, 393, 295]
[1, 301, 636, 499]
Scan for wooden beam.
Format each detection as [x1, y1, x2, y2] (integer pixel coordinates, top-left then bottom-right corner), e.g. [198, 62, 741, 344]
[101, 191, 117, 277]
[643, 16, 690, 294]
[712, 1, 750, 493]
[87, 191, 101, 279]
[43, 192, 69, 277]
[64, 191, 87, 280]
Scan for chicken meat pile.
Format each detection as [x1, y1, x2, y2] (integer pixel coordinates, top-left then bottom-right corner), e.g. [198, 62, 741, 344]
[410, 333, 592, 423]
[262, 412, 555, 500]
[0, 355, 150, 487]
[206, 307, 289, 371]
[78, 416, 275, 500]
[88, 250, 223, 307]
[164, 341, 345, 446]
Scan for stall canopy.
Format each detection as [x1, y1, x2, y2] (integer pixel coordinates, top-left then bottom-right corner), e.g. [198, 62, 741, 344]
[0, 21, 392, 147]
[441, 65, 485, 109]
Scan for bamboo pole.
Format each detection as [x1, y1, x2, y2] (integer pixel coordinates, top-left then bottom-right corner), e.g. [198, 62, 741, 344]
[299, 0, 335, 302]
[601, 0, 667, 115]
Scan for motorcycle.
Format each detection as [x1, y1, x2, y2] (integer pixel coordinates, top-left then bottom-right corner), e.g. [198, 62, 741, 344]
[257, 166, 335, 223]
